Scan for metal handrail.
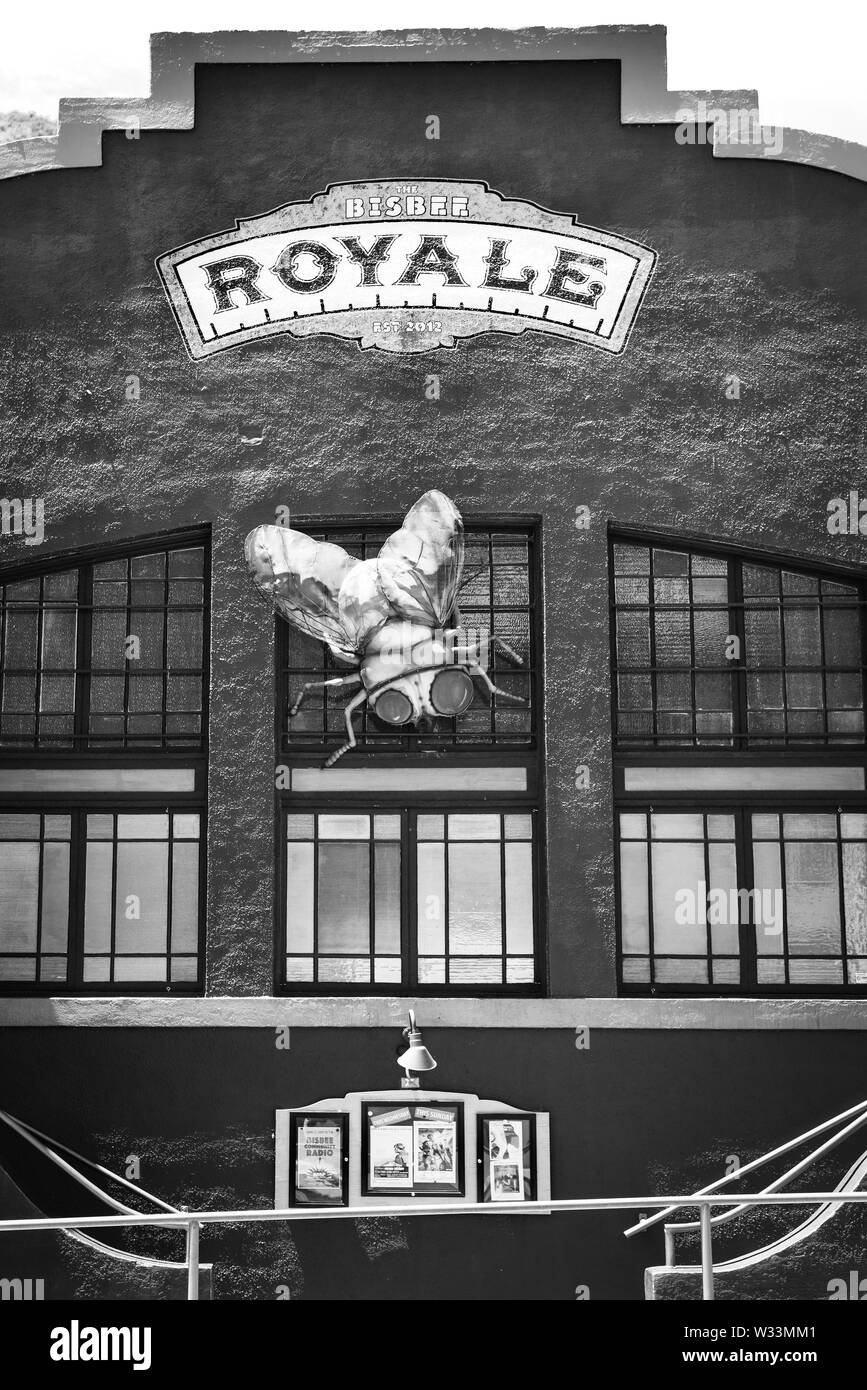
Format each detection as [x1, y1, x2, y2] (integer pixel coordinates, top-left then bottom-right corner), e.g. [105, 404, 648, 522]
[3, 1191, 867, 1301]
[0, 1109, 180, 1218]
[623, 1095, 867, 1239]
[666, 1107, 867, 1241]
[0, 1110, 180, 1215]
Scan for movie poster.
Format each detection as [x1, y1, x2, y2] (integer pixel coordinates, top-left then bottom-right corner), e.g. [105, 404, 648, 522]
[368, 1107, 414, 1190]
[488, 1118, 526, 1201]
[413, 1113, 457, 1184]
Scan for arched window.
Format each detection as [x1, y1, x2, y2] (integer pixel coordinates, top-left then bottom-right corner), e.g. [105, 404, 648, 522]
[0, 529, 209, 992]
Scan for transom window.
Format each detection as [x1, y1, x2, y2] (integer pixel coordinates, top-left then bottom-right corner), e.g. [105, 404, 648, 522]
[282, 809, 539, 991]
[612, 541, 864, 747]
[279, 525, 536, 755]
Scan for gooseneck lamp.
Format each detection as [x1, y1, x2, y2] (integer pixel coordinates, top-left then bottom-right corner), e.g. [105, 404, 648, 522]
[397, 1010, 437, 1087]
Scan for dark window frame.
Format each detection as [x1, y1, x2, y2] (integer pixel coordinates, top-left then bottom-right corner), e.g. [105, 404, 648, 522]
[611, 525, 867, 999]
[609, 525, 867, 752]
[0, 527, 210, 995]
[0, 525, 211, 756]
[615, 797, 867, 999]
[276, 799, 545, 997]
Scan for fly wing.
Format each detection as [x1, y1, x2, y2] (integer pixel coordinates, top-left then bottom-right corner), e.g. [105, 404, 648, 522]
[245, 525, 366, 663]
[377, 490, 464, 625]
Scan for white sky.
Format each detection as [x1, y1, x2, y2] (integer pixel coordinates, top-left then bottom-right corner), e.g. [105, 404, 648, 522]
[1, 0, 865, 147]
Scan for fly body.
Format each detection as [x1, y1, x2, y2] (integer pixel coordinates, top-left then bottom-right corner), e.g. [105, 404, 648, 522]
[245, 490, 525, 766]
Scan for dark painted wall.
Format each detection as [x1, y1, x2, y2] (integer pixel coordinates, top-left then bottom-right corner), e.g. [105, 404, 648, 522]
[0, 61, 865, 995]
[1, 1027, 866, 1299]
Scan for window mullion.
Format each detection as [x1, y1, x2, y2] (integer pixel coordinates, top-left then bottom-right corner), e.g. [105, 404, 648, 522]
[67, 810, 86, 991]
[730, 558, 748, 748]
[736, 806, 757, 991]
[74, 562, 93, 749]
[404, 810, 415, 988]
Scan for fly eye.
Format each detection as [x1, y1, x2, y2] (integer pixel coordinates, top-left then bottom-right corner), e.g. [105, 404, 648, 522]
[430, 668, 475, 716]
[373, 688, 414, 726]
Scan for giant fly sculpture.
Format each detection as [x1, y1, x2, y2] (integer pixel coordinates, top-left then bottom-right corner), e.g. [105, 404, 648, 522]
[245, 490, 526, 767]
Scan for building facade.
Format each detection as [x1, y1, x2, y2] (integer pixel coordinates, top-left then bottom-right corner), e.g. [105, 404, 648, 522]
[0, 27, 865, 1300]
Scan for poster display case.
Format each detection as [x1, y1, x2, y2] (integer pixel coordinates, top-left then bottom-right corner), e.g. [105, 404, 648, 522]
[362, 1101, 464, 1198]
[288, 1112, 349, 1207]
[477, 1113, 537, 1203]
[275, 1091, 550, 1211]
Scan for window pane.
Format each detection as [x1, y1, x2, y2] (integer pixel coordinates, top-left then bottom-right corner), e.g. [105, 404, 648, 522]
[448, 843, 502, 953]
[417, 843, 445, 954]
[84, 843, 113, 953]
[0, 814, 41, 838]
[843, 843, 867, 956]
[114, 843, 169, 953]
[170, 843, 199, 952]
[708, 842, 739, 954]
[752, 842, 784, 957]
[318, 958, 371, 983]
[417, 958, 446, 984]
[318, 814, 369, 840]
[117, 814, 169, 840]
[619, 842, 649, 952]
[318, 843, 369, 953]
[651, 841, 706, 954]
[449, 958, 503, 983]
[373, 814, 401, 841]
[41, 843, 69, 952]
[784, 841, 841, 954]
[114, 958, 167, 982]
[374, 843, 401, 954]
[448, 814, 501, 841]
[417, 815, 444, 841]
[504, 814, 532, 841]
[504, 843, 533, 954]
[0, 842, 39, 947]
[286, 842, 314, 954]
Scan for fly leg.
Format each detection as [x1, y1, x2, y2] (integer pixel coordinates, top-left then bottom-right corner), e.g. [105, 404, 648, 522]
[449, 635, 524, 667]
[323, 689, 369, 768]
[465, 662, 527, 705]
[489, 634, 524, 666]
[290, 673, 361, 718]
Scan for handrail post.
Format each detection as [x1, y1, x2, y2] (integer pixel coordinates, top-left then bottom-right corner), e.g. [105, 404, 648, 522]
[664, 1224, 675, 1267]
[186, 1220, 200, 1301]
[700, 1203, 714, 1301]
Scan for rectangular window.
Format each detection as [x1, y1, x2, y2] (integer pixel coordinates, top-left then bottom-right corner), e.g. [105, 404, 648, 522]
[278, 526, 536, 754]
[0, 536, 208, 750]
[0, 809, 202, 989]
[618, 808, 867, 992]
[611, 541, 864, 748]
[282, 809, 539, 991]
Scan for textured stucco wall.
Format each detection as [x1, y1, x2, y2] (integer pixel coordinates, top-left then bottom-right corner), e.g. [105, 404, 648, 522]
[1, 59, 865, 998]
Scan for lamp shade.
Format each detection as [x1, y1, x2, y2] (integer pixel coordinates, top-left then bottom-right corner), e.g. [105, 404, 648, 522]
[397, 1010, 437, 1073]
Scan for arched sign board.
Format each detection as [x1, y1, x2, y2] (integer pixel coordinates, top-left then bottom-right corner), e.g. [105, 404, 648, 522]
[157, 179, 656, 358]
[275, 1090, 551, 1210]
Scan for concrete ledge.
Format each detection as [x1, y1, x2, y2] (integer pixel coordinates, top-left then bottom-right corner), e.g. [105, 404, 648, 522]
[1, 996, 867, 1029]
[1, 26, 865, 184]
